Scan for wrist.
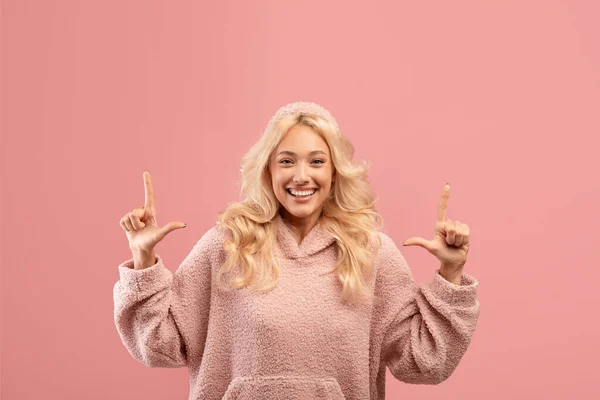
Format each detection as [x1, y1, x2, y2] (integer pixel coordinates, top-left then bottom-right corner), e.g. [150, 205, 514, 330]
[131, 248, 157, 270]
[130, 245, 155, 256]
[439, 263, 464, 285]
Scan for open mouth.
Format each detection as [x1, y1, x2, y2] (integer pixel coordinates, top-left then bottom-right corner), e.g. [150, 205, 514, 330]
[286, 188, 317, 198]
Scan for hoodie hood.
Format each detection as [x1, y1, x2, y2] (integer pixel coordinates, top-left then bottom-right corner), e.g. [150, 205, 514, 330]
[272, 214, 337, 259]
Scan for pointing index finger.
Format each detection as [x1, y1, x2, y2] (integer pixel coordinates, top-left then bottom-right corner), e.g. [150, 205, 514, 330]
[436, 183, 450, 222]
[144, 171, 155, 208]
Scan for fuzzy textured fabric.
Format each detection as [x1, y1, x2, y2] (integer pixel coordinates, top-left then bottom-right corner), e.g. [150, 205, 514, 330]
[113, 214, 480, 399]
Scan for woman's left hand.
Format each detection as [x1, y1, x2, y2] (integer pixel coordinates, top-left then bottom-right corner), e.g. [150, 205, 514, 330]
[402, 184, 470, 272]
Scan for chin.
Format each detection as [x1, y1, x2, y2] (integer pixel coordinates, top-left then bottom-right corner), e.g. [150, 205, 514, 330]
[280, 202, 324, 218]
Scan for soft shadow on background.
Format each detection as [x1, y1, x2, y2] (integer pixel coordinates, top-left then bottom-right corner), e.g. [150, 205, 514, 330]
[2, 0, 599, 399]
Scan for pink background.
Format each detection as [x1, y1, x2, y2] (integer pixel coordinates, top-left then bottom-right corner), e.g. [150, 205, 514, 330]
[2, 0, 599, 398]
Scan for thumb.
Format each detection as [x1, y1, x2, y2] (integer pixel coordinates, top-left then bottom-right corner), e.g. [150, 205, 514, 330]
[403, 237, 433, 251]
[157, 221, 187, 241]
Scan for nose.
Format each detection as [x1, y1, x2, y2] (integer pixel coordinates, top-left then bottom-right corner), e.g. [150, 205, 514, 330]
[293, 163, 309, 184]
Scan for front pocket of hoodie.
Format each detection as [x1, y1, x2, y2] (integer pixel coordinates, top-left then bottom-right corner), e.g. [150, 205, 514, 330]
[221, 375, 346, 400]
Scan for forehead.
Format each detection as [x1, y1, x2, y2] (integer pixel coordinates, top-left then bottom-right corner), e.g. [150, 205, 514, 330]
[275, 124, 330, 155]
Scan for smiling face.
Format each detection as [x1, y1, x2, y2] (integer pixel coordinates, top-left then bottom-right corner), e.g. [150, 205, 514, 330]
[269, 124, 335, 227]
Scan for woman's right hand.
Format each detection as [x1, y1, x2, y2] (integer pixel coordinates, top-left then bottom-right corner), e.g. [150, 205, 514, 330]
[119, 171, 186, 254]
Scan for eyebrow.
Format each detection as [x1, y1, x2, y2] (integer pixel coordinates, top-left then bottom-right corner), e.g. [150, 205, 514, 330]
[277, 150, 328, 157]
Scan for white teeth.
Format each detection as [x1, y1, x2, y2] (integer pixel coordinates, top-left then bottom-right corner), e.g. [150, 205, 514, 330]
[288, 189, 317, 197]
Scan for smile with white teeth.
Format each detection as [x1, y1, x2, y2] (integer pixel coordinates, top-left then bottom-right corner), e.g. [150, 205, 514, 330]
[287, 188, 317, 197]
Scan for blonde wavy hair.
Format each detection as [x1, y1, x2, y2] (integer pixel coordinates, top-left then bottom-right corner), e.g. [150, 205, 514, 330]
[216, 108, 384, 304]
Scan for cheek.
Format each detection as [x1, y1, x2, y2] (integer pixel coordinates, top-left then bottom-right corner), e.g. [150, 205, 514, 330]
[319, 172, 333, 188]
[270, 172, 284, 187]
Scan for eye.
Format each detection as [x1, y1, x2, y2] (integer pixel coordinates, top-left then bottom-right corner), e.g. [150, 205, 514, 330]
[278, 159, 325, 165]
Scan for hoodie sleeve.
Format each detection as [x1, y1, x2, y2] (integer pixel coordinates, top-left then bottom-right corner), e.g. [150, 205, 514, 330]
[373, 232, 480, 385]
[112, 226, 223, 368]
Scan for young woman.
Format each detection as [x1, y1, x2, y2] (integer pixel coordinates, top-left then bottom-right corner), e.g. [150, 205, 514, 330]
[114, 101, 480, 399]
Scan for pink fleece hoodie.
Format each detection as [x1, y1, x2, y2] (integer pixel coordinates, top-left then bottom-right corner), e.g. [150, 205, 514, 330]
[113, 214, 480, 399]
